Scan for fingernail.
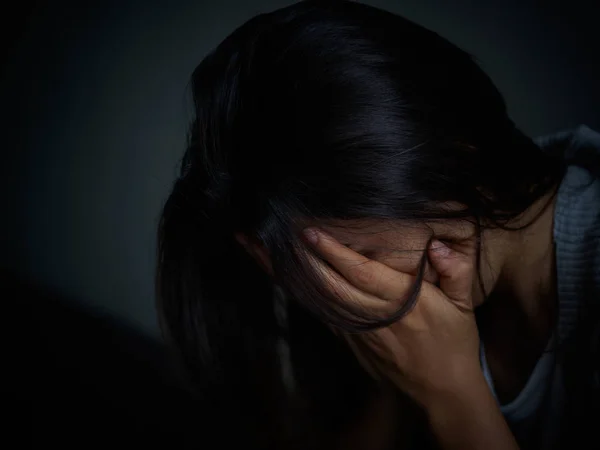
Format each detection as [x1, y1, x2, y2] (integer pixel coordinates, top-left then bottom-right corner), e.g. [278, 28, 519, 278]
[303, 227, 319, 245]
[430, 239, 450, 256]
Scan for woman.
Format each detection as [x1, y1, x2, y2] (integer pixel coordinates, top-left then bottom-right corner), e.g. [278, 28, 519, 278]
[155, 1, 600, 449]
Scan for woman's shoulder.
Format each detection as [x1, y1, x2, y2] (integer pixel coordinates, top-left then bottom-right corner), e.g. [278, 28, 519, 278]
[551, 123, 600, 256]
[536, 124, 600, 180]
[545, 125, 600, 357]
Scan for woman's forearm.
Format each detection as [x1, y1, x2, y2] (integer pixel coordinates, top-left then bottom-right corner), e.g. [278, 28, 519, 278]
[424, 373, 520, 450]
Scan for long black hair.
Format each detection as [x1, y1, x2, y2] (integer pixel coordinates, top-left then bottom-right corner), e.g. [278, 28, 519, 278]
[155, 1, 569, 448]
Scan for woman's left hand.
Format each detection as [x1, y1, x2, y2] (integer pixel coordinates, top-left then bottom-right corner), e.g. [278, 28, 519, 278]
[301, 226, 484, 408]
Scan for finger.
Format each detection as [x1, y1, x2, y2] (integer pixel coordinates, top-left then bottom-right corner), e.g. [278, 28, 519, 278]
[427, 239, 474, 309]
[304, 248, 393, 312]
[302, 227, 416, 304]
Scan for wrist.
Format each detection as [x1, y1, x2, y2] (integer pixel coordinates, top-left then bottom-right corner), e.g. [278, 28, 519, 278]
[423, 371, 519, 450]
[425, 372, 494, 418]
[419, 363, 490, 412]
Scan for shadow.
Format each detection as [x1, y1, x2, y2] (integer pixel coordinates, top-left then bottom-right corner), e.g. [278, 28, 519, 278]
[6, 270, 205, 449]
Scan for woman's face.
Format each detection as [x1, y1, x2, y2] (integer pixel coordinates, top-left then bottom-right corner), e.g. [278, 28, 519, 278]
[237, 215, 506, 308]
[315, 217, 499, 308]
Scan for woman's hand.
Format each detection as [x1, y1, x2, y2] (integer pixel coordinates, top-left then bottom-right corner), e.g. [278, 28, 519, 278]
[302, 227, 520, 449]
[301, 226, 482, 407]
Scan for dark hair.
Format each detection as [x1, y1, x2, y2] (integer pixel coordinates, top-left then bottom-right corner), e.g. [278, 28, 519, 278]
[155, 1, 568, 448]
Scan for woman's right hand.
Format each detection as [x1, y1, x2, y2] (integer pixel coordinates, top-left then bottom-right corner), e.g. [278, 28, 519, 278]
[302, 227, 520, 449]
[301, 227, 482, 404]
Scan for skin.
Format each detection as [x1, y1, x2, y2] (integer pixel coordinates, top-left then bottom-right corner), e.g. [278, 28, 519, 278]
[234, 187, 558, 448]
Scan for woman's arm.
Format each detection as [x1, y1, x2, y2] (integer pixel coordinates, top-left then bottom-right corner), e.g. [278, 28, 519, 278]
[301, 229, 520, 449]
[424, 371, 519, 450]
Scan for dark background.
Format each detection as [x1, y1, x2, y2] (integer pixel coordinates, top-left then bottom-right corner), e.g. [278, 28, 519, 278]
[3, 0, 599, 447]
